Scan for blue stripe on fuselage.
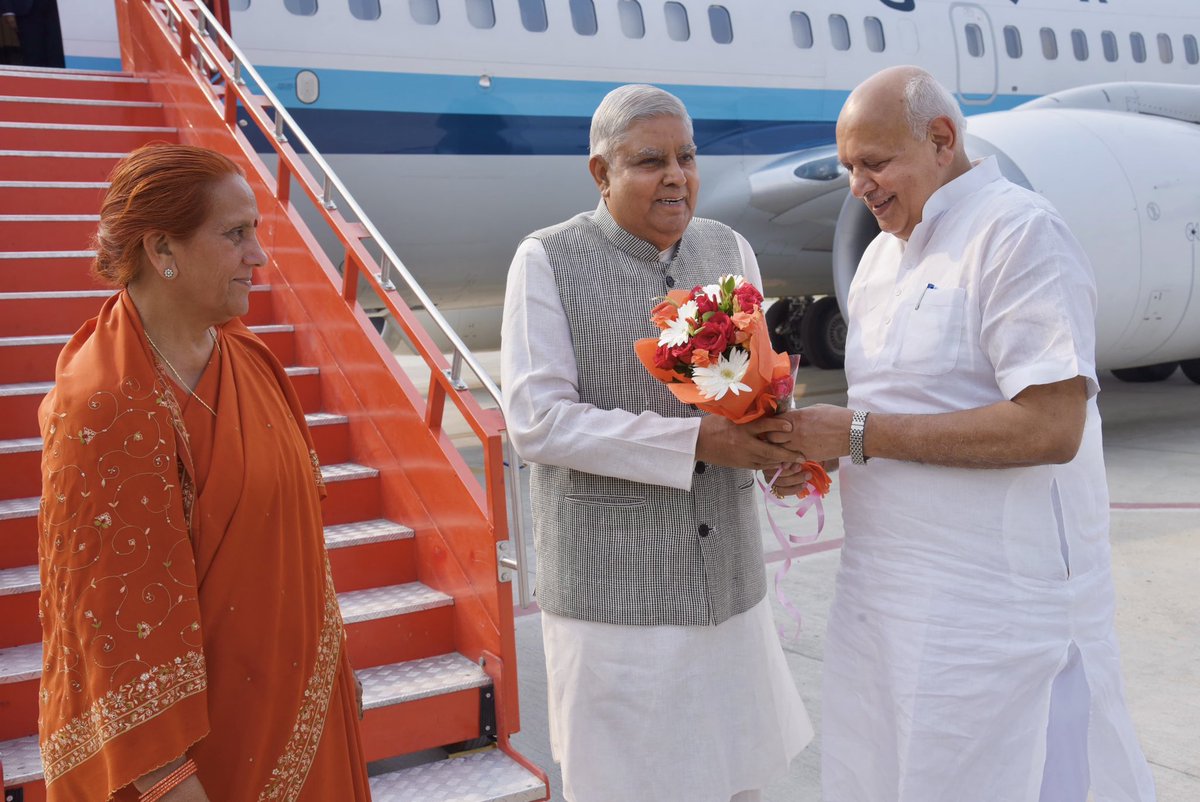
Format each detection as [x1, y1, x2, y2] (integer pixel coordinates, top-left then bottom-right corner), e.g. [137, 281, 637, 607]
[245, 67, 1036, 156]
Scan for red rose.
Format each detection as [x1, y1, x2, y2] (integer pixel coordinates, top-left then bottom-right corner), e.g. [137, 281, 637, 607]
[734, 282, 763, 313]
[770, 374, 795, 401]
[691, 312, 734, 356]
[654, 344, 679, 370]
[669, 342, 694, 364]
[694, 292, 719, 317]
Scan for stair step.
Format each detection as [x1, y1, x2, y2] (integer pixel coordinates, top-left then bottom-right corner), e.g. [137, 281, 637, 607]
[360, 652, 488, 710]
[0, 285, 273, 337]
[0, 250, 97, 292]
[0, 72, 152, 102]
[0, 213, 99, 251]
[0, 94, 166, 126]
[0, 150, 126, 182]
[0, 733, 39, 785]
[369, 749, 545, 802]
[307, 411, 350, 465]
[0, 437, 40, 498]
[285, 365, 322, 413]
[324, 519, 414, 551]
[0, 121, 178, 152]
[0, 323, 295, 384]
[0, 181, 109, 214]
[340, 582, 456, 669]
[338, 582, 452, 625]
[0, 496, 37, 571]
[0, 641, 39, 684]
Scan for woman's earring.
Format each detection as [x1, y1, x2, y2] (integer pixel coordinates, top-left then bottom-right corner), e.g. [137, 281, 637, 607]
[163, 266, 176, 280]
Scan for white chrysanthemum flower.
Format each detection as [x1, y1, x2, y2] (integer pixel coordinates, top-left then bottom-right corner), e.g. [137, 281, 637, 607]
[657, 314, 696, 345]
[700, 283, 722, 302]
[692, 348, 752, 400]
[658, 301, 698, 347]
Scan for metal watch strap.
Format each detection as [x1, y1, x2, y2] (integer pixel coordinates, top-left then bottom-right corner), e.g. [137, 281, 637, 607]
[850, 409, 869, 465]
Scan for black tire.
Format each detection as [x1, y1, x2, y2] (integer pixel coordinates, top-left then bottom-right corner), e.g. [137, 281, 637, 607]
[800, 296, 846, 370]
[1180, 359, 1200, 384]
[764, 298, 795, 355]
[1110, 362, 1178, 382]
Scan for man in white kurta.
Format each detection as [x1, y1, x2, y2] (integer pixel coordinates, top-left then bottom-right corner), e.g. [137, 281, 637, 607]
[770, 67, 1155, 801]
[501, 85, 812, 802]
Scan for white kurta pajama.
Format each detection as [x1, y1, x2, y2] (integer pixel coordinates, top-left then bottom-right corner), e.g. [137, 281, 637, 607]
[502, 233, 812, 802]
[828, 157, 1155, 802]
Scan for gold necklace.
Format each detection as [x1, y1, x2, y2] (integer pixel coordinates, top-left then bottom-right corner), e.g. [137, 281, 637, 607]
[144, 328, 219, 417]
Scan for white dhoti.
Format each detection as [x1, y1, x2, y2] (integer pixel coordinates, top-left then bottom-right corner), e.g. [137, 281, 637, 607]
[542, 598, 813, 802]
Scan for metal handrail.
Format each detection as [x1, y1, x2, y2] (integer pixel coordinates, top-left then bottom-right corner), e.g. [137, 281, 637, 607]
[149, 0, 533, 608]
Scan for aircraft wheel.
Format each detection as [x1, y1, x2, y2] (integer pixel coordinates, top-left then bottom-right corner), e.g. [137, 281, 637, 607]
[1110, 362, 1178, 382]
[1180, 359, 1200, 384]
[800, 296, 846, 370]
[765, 298, 796, 354]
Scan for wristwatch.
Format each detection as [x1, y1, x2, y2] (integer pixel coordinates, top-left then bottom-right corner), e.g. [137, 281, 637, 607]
[850, 409, 869, 465]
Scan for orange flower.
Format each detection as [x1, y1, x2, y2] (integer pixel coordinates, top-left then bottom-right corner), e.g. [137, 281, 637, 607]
[797, 460, 833, 499]
[731, 310, 754, 331]
[651, 300, 680, 329]
[690, 348, 715, 367]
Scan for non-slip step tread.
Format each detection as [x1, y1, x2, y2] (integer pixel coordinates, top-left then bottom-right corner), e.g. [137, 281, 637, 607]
[0, 150, 128, 158]
[0, 250, 94, 259]
[0, 95, 162, 108]
[320, 462, 378, 483]
[324, 519, 414, 550]
[0, 285, 269, 300]
[0, 121, 172, 132]
[0, 323, 294, 348]
[0, 496, 38, 520]
[338, 582, 453, 625]
[0, 733, 39, 785]
[359, 652, 488, 710]
[369, 748, 545, 802]
[0, 563, 38, 596]
[1, 361, 304, 399]
[0, 641, 39, 684]
[0, 437, 40, 454]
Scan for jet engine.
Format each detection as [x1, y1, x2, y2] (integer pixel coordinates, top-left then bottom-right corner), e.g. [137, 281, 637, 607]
[833, 84, 1200, 379]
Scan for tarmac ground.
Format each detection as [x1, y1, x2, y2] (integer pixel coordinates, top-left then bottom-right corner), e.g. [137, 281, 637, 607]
[495, 364, 1200, 802]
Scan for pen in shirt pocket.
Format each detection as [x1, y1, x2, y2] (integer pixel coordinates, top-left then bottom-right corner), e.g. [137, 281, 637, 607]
[915, 283, 936, 310]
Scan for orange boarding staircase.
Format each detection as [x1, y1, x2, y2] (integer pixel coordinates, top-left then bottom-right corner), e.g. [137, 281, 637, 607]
[0, 1, 546, 800]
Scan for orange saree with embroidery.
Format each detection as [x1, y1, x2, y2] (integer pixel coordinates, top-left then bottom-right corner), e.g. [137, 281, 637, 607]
[38, 292, 369, 801]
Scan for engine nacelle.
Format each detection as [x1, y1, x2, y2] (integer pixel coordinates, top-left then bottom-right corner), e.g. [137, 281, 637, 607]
[833, 106, 1200, 370]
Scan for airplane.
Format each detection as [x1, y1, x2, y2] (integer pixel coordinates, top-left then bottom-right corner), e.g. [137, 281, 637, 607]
[44, 0, 1200, 382]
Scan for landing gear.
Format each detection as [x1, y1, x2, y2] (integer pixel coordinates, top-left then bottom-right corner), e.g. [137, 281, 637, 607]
[765, 295, 846, 370]
[1110, 362, 1178, 382]
[1181, 359, 1200, 384]
[799, 296, 846, 370]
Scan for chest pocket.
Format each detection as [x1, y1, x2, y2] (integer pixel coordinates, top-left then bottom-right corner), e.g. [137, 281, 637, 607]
[893, 286, 966, 376]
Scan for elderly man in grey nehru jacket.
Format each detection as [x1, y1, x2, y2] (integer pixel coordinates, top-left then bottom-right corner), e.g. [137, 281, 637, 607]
[500, 84, 813, 802]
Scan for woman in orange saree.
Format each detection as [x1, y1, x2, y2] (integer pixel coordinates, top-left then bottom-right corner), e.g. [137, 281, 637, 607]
[37, 144, 370, 801]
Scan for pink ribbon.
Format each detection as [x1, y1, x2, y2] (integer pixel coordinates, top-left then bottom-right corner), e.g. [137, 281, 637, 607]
[757, 466, 825, 640]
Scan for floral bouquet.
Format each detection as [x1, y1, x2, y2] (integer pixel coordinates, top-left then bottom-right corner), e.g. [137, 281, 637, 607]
[633, 274, 795, 424]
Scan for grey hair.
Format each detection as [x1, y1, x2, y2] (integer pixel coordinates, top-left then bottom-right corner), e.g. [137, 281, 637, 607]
[903, 71, 966, 141]
[589, 84, 693, 160]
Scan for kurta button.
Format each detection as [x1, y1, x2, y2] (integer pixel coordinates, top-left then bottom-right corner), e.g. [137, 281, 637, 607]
[665, 275, 675, 287]
[698, 524, 710, 537]
[695, 461, 706, 474]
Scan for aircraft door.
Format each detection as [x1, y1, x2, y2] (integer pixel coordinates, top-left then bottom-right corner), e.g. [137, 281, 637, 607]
[949, 4, 997, 104]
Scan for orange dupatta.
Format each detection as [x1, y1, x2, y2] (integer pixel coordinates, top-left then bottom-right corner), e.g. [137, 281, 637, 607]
[38, 292, 367, 801]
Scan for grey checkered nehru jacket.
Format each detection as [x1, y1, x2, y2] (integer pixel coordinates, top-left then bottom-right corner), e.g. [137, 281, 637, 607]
[527, 202, 767, 626]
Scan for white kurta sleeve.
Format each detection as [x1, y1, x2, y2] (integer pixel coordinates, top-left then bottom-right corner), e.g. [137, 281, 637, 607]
[499, 237, 703, 491]
[978, 209, 1100, 401]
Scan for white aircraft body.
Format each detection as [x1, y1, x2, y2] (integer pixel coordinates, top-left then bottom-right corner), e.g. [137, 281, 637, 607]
[52, 0, 1200, 379]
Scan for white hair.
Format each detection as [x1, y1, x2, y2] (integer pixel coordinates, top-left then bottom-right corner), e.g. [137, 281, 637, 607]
[589, 84, 693, 160]
[903, 71, 967, 141]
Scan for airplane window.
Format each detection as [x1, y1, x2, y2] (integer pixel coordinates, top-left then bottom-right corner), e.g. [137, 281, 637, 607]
[1071, 29, 1088, 61]
[570, 0, 598, 35]
[349, 0, 380, 20]
[1130, 32, 1146, 63]
[410, 0, 439, 24]
[964, 23, 984, 57]
[791, 12, 814, 49]
[284, 0, 316, 14]
[1158, 34, 1174, 64]
[619, 0, 645, 39]
[1003, 25, 1022, 58]
[1185, 34, 1199, 65]
[864, 16, 885, 53]
[665, 2, 689, 42]
[829, 14, 850, 51]
[466, 0, 494, 29]
[1101, 31, 1118, 62]
[229, 0, 249, 10]
[709, 5, 733, 44]
[1040, 27, 1058, 60]
[519, 0, 547, 32]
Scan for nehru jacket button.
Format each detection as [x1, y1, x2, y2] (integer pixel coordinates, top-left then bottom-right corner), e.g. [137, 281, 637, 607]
[698, 524, 711, 538]
[695, 461, 706, 474]
[665, 275, 675, 287]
